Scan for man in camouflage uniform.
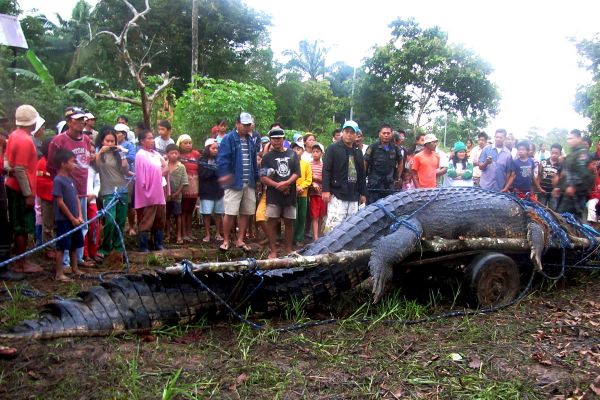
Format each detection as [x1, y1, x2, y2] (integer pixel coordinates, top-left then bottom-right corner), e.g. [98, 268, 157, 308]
[554, 129, 594, 219]
[364, 123, 404, 204]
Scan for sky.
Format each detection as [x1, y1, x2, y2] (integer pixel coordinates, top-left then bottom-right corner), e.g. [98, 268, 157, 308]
[18, 0, 600, 137]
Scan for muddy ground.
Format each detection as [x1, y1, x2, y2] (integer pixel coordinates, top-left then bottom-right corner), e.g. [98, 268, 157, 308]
[1, 244, 600, 399]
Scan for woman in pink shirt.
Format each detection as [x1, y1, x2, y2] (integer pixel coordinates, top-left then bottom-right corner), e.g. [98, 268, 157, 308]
[134, 130, 167, 252]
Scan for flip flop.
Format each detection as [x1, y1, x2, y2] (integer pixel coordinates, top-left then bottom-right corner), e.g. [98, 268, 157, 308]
[176, 239, 184, 245]
[202, 237, 211, 243]
[219, 243, 230, 252]
[236, 243, 251, 252]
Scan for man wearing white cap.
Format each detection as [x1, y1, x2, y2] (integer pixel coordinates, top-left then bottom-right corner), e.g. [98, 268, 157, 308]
[411, 133, 444, 188]
[83, 112, 98, 141]
[322, 120, 367, 233]
[217, 111, 259, 251]
[4, 105, 43, 274]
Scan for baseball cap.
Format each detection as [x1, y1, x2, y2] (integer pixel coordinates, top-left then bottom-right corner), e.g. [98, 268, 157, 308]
[312, 143, 325, 153]
[84, 112, 96, 120]
[291, 141, 304, 150]
[64, 106, 85, 120]
[114, 123, 130, 133]
[15, 105, 39, 126]
[260, 136, 270, 144]
[293, 133, 303, 143]
[423, 134, 438, 144]
[239, 112, 253, 125]
[342, 120, 359, 132]
[204, 138, 217, 147]
[268, 128, 285, 138]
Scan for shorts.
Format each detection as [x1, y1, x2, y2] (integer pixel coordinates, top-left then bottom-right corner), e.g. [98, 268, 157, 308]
[309, 195, 327, 219]
[324, 195, 358, 233]
[7, 187, 34, 235]
[255, 192, 267, 222]
[224, 184, 256, 216]
[200, 198, 224, 215]
[181, 197, 198, 213]
[266, 204, 296, 220]
[56, 220, 84, 251]
[166, 200, 182, 216]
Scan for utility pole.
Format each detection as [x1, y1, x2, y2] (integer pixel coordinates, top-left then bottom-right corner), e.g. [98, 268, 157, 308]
[191, 0, 198, 80]
[349, 66, 356, 120]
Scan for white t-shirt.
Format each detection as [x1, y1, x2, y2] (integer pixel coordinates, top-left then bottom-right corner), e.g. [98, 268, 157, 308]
[154, 136, 174, 154]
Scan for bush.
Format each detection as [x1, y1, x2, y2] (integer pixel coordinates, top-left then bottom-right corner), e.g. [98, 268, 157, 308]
[173, 77, 275, 145]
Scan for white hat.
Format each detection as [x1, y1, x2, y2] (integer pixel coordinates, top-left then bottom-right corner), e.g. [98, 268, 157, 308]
[204, 138, 217, 147]
[33, 116, 45, 133]
[423, 134, 438, 144]
[84, 112, 95, 120]
[15, 105, 39, 126]
[239, 112, 253, 124]
[56, 120, 67, 134]
[114, 123, 129, 133]
[312, 142, 325, 153]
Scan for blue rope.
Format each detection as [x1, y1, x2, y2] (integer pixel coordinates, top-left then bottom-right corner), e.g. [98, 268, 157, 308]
[0, 179, 132, 271]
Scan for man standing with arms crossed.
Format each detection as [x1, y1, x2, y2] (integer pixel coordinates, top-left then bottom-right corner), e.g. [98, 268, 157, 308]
[322, 120, 367, 233]
[217, 112, 259, 252]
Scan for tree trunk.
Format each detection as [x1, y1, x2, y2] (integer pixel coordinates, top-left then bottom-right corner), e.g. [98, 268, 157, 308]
[140, 87, 151, 130]
[191, 0, 198, 80]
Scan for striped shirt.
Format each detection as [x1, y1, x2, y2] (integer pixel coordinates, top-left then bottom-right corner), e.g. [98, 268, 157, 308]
[309, 160, 323, 196]
[240, 138, 251, 184]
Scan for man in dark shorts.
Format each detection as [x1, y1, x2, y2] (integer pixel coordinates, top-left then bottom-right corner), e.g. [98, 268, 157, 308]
[260, 128, 300, 259]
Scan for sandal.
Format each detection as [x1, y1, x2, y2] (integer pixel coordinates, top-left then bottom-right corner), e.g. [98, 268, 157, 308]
[215, 235, 224, 241]
[176, 239, 184, 245]
[202, 237, 211, 243]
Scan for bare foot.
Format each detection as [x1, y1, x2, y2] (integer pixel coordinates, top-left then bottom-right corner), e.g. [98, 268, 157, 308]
[267, 252, 278, 259]
[54, 275, 72, 282]
[202, 236, 211, 243]
[284, 248, 293, 255]
[13, 262, 43, 273]
[215, 235, 224, 241]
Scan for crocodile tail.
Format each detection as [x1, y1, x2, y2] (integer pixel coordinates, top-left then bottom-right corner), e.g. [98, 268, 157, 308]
[0, 273, 226, 340]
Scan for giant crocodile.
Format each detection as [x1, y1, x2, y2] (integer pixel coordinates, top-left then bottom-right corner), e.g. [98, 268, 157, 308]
[0, 187, 592, 339]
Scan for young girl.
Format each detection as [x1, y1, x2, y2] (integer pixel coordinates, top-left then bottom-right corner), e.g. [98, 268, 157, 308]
[446, 141, 474, 187]
[198, 138, 224, 242]
[94, 127, 129, 261]
[401, 169, 415, 190]
[36, 137, 56, 260]
[177, 134, 201, 242]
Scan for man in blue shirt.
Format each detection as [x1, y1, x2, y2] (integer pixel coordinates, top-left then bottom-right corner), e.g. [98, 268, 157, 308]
[216, 112, 259, 252]
[478, 129, 512, 191]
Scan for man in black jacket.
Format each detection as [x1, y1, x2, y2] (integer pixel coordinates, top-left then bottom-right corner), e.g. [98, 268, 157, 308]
[322, 120, 367, 233]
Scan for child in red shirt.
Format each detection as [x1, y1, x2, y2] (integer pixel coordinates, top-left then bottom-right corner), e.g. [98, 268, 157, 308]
[36, 138, 55, 259]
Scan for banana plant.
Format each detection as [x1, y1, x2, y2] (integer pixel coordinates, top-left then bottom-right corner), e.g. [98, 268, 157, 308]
[8, 49, 106, 106]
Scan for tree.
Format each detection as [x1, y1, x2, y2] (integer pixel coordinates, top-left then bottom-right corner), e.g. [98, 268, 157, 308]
[429, 114, 487, 149]
[575, 34, 600, 137]
[173, 77, 275, 143]
[296, 80, 339, 134]
[93, 0, 177, 129]
[365, 18, 500, 130]
[283, 39, 329, 80]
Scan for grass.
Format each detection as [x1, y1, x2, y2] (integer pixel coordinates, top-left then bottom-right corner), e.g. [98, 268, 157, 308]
[1, 271, 598, 399]
[0, 283, 39, 326]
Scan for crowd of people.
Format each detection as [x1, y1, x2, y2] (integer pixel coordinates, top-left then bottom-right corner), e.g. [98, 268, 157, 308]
[0, 104, 596, 281]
